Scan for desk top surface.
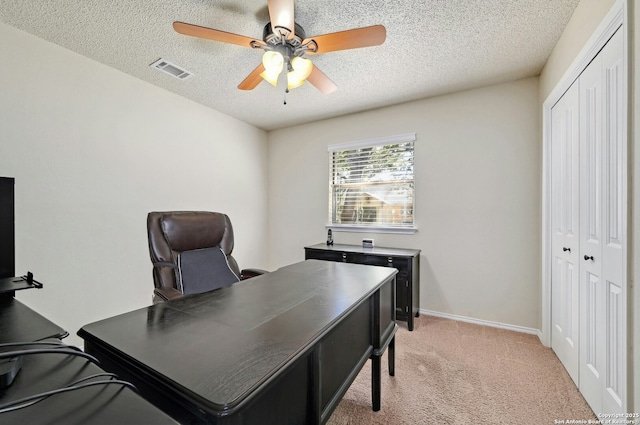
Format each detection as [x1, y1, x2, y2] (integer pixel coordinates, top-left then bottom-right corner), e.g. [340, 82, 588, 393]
[0, 297, 67, 343]
[0, 345, 179, 425]
[0, 298, 178, 424]
[78, 260, 396, 413]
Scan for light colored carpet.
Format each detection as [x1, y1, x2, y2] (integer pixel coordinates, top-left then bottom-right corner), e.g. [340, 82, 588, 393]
[328, 315, 596, 424]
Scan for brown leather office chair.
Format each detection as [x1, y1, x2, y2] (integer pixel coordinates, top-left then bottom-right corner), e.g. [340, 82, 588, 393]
[147, 211, 265, 303]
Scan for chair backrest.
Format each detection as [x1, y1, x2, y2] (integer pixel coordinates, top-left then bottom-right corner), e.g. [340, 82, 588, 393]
[147, 211, 241, 296]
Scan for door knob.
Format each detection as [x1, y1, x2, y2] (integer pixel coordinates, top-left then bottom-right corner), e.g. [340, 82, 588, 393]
[563, 247, 571, 252]
[584, 255, 594, 261]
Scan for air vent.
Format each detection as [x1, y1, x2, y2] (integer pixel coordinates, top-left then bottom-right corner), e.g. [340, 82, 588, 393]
[150, 58, 194, 80]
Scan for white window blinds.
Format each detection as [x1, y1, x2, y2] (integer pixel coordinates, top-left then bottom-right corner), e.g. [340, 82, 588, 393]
[328, 134, 415, 230]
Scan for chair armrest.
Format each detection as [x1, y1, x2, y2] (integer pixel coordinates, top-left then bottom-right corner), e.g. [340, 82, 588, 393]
[240, 268, 268, 280]
[153, 287, 183, 302]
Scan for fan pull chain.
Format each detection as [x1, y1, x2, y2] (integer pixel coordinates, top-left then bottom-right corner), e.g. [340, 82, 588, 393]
[284, 88, 289, 105]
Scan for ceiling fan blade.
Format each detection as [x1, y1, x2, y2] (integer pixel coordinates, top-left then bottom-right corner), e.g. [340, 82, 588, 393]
[304, 25, 386, 54]
[306, 66, 337, 94]
[238, 64, 266, 90]
[267, 0, 295, 36]
[173, 22, 264, 48]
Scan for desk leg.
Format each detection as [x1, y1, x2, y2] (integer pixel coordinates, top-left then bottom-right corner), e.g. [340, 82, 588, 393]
[371, 355, 381, 411]
[388, 336, 395, 376]
[372, 336, 395, 412]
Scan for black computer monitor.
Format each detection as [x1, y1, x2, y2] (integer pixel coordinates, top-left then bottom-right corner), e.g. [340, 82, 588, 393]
[0, 177, 15, 279]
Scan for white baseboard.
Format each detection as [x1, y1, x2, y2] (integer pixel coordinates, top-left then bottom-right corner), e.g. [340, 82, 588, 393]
[420, 309, 543, 342]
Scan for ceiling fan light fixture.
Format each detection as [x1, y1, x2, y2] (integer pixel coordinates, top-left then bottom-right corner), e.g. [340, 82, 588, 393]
[260, 50, 284, 86]
[260, 69, 281, 87]
[287, 73, 305, 89]
[262, 51, 284, 71]
[291, 56, 312, 78]
[287, 56, 313, 89]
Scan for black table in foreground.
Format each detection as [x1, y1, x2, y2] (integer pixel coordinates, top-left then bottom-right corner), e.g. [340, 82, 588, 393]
[78, 260, 398, 425]
[0, 296, 67, 343]
[0, 298, 178, 425]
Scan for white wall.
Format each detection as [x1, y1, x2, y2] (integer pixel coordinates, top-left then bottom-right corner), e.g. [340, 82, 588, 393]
[267, 77, 541, 330]
[0, 23, 269, 347]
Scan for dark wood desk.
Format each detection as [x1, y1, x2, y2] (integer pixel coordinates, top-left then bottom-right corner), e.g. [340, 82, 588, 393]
[0, 296, 67, 343]
[78, 260, 397, 425]
[0, 344, 180, 425]
[0, 297, 178, 425]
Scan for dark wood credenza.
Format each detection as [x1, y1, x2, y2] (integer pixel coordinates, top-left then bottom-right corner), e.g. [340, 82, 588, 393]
[305, 243, 420, 331]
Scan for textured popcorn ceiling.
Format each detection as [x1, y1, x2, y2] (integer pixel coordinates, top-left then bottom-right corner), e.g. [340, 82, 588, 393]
[0, 0, 579, 131]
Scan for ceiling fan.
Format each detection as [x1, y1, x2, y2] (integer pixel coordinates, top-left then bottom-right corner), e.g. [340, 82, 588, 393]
[173, 0, 386, 94]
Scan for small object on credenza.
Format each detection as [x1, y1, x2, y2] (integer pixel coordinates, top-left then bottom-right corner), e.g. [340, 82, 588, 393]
[326, 229, 333, 246]
[362, 238, 374, 248]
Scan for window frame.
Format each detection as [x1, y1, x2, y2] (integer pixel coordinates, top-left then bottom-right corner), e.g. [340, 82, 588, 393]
[327, 133, 417, 234]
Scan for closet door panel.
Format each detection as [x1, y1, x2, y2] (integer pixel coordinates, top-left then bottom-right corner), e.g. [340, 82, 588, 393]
[550, 80, 580, 384]
[578, 50, 604, 413]
[604, 280, 624, 410]
[578, 27, 626, 415]
[602, 29, 624, 276]
[600, 28, 625, 414]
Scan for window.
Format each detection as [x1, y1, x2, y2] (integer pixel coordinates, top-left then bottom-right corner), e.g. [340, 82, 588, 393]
[328, 133, 415, 233]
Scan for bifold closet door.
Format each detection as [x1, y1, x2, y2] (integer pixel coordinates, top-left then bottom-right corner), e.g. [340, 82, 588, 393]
[578, 27, 625, 415]
[598, 27, 625, 414]
[551, 26, 626, 414]
[550, 80, 580, 385]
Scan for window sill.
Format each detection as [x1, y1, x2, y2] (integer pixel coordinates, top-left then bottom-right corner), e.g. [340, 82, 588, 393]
[326, 225, 417, 235]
